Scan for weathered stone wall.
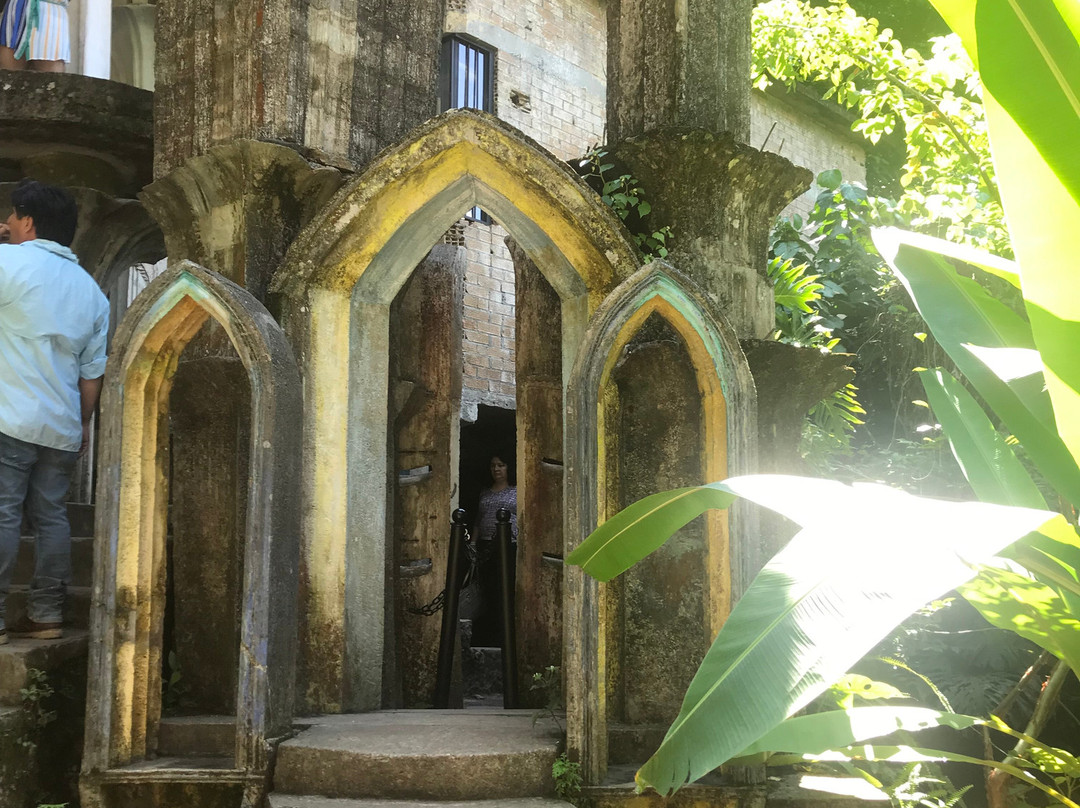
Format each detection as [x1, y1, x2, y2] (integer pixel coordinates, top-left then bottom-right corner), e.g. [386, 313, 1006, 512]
[445, 0, 605, 160]
[169, 325, 251, 719]
[387, 247, 465, 709]
[459, 223, 518, 413]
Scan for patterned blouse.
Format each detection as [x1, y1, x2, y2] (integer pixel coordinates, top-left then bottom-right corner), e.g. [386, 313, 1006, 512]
[475, 486, 518, 542]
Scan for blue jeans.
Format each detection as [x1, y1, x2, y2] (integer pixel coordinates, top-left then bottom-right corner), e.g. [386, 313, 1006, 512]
[0, 430, 78, 631]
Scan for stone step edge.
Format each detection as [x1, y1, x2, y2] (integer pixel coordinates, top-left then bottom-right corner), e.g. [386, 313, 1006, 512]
[269, 797, 574, 808]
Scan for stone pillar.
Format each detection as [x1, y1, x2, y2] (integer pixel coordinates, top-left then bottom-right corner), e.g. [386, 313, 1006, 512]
[604, 0, 811, 339]
[140, 141, 343, 297]
[81, 0, 112, 78]
[607, 0, 752, 143]
[153, 0, 445, 177]
[510, 240, 564, 705]
[387, 245, 465, 708]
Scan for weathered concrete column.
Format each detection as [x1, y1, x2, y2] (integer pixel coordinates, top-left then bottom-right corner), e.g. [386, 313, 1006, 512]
[509, 239, 564, 705]
[604, 314, 709, 764]
[607, 0, 753, 143]
[153, 0, 445, 177]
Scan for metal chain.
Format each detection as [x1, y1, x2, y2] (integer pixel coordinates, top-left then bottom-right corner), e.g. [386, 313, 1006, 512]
[407, 528, 475, 617]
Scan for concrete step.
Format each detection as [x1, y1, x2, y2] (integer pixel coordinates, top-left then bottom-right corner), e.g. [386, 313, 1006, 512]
[274, 710, 562, 802]
[0, 630, 88, 706]
[21, 501, 95, 539]
[269, 797, 573, 808]
[12, 535, 95, 588]
[5, 585, 91, 629]
[157, 715, 236, 758]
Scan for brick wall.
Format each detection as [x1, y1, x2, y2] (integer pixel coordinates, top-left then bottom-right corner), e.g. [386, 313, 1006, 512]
[750, 89, 867, 221]
[447, 6, 866, 415]
[446, 0, 606, 415]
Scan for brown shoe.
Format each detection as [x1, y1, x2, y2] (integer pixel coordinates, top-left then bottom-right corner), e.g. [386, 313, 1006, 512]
[8, 616, 62, 640]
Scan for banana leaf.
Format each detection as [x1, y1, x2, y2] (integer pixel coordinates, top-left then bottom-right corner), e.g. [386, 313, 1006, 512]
[918, 368, 1046, 509]
[874, 228, 1080, 507]
[936, 0, 1080, 475]
[735, 706, 984, 760]
[792, 744, 1080, 808]
[976, 0, 1080, 210]
[568, 474, 1060, 795]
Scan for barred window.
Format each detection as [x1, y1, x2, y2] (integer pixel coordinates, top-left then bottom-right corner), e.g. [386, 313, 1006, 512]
[441, 35, 494, 222]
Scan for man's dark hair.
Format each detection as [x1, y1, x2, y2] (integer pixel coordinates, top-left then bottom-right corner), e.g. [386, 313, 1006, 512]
[11, 179, 78, 247]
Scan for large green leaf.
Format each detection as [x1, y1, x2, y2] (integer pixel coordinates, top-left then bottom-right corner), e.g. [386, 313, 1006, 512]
[918, 368, 1046, 509]
[977, 0, 1080, 210]
[983, 89, 1080, 487]
[566, 484, 738, 581]
[958, 0, 1080, 481]
[960, 565, 1080, 677]
[567, 475, 1059, 795]
[873, 228, 1080, 507]
[1006, 519, 1080, 599]
[737, 707, 984, 760]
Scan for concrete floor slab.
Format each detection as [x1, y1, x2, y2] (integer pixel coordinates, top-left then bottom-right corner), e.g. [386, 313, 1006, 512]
[275, 711, 563, 801]
[269, 797, 573, 808]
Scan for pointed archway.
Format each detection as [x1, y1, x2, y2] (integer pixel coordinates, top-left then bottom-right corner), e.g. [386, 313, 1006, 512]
[565, 264, 757, 782]
[82, 261, 301, 806]
[270, 109, 639, 713]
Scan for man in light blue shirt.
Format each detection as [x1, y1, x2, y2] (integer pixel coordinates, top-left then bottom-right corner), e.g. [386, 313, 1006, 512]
[0, 180, 109, 644]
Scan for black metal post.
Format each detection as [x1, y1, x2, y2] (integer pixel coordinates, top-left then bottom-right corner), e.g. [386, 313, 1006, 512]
[434, 508, 468, 708]
[495, 507, 519, 708]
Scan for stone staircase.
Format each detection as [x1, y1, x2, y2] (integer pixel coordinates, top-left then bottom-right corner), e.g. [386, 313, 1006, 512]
[0, 502, 94, 808]
[268, 710, 573, 808]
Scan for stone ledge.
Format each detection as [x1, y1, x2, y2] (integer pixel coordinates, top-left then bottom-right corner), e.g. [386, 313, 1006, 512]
[0, 69, 153, 196]
[269, 798, 575, 808]
[0, 629, 88, 705]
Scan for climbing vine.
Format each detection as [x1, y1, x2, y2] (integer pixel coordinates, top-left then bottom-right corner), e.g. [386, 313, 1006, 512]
[577, 148, 673, 262]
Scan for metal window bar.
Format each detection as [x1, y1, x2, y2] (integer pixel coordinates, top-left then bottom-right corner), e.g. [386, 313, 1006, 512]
[443, 36, 493, 223]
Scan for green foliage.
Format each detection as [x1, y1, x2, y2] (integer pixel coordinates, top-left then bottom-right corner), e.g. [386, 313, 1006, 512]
[552, 753, 583, 802]
[569, 0, 1080, 798]
[566, 474, 1061, 792]
[163, 650, 187, 713]
[882, 763, 972, 808]
[19, 669, 56, 753]
[530, 665, 564, 733]
[578, 148, 673, 261]
[753, 0, 1009, 255]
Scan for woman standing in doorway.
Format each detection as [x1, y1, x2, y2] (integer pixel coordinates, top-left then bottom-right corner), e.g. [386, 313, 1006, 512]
[472, 452, 517, 645]
[475, 454, 517, 545]
[0, 0, 70, 72]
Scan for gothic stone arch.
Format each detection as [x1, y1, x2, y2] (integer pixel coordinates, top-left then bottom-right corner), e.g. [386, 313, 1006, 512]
[565, 264, 757, 782]
[270, 109, 639, 713]
[81, 261, 301, 805]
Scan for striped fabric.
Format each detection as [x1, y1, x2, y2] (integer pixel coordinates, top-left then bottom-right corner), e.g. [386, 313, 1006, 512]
[0, 0, 70, 63]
